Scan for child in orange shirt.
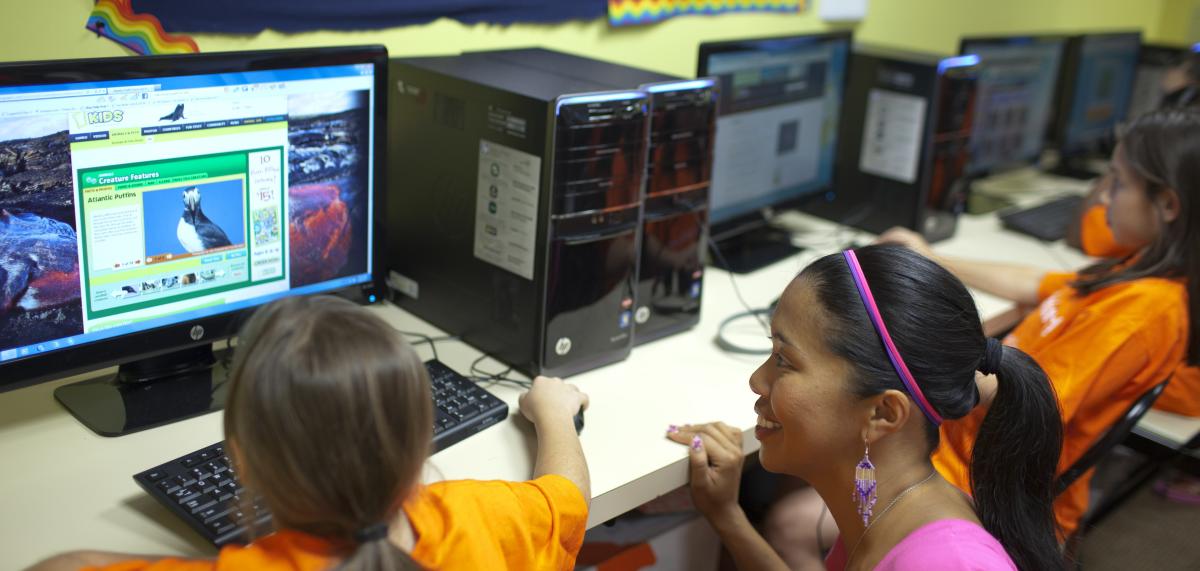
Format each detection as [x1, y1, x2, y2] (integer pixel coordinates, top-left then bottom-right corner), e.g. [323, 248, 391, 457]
[29, 296, 590, 571]
[879, 108, 1199, 537]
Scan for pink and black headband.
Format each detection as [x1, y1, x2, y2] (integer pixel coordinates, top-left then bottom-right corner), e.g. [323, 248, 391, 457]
[842, 249, 943, 426]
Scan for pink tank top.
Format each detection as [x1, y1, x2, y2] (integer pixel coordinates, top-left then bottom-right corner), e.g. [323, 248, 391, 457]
[824, 519, 1017, 570]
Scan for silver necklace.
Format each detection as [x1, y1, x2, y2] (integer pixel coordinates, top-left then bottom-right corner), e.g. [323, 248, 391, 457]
[844, 471, 937, 570]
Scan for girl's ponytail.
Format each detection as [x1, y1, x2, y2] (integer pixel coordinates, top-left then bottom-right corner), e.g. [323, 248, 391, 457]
[335, 533, 424, 571]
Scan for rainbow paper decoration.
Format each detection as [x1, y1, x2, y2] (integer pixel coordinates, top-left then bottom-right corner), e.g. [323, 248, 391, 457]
[608, 0, 806, 26]
[86, 0, 199, 55]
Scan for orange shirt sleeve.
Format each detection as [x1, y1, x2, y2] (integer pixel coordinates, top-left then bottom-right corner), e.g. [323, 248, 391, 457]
[483, 474, 589, 565]
[84, 531, 335, 571]
[1036, 271, 1077, 303]
[84, 558, 214, 571]
[1079, 204, 1135, 259]
[1155, 364, 1200, 417]
[411, 475, 588, 570]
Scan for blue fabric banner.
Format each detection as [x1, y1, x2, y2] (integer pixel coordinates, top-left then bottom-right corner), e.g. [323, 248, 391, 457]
[130, 0, 607, 33]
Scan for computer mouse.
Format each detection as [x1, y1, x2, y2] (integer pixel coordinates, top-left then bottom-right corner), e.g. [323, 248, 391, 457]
[573, 407, 585, 434]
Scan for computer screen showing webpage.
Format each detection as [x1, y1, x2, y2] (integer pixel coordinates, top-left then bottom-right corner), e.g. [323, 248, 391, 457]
[706, 38, 849, 223]
[0, 63, 376, 361]
[1063, 35, 1140, 152]
[965, 40, 1063, 173]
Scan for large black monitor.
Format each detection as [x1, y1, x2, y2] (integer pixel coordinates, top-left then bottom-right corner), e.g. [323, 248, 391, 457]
[698, 32, 851, 273]
[0, 46, 387, 435]
[1128, 43, 1194, 119]
[1051, 32, 1141, 173]
[960, 35, 1067, 175]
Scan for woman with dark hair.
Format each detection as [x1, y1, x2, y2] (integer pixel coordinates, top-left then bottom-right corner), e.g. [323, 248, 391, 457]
[875, 109, 1198, 536]
[670, 244, 1064, 570]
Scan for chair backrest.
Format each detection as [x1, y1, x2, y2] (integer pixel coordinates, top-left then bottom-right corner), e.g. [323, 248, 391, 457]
[1055, 379, 1171, 496]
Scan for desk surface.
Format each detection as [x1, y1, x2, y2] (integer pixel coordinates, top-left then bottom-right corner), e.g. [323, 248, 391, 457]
[4, 187, 1198, 568]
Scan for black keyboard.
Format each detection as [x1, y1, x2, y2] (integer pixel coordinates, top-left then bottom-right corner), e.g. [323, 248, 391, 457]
[999, 195, 1085, 242]
[133, 359, 509, 546]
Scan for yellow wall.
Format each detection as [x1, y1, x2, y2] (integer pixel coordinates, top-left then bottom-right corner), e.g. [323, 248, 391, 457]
[1, 1, 1198, 78]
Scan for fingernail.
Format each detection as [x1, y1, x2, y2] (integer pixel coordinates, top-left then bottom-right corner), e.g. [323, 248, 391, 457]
[667, 424, 679, 434]
[691, 435, 702, 450]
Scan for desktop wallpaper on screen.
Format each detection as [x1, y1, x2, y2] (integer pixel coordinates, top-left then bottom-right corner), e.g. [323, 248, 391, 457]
[0, 116, 85, 350]
[286, 89, 371, 289]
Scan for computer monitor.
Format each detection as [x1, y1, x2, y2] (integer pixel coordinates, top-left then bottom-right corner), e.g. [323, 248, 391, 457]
[1051, 32, 1141, 171]
[960, 35, 1067, 175]
[0, 47, 387, 435]
[698, 32, 851, 273]
[1129, 43, 1194, 119]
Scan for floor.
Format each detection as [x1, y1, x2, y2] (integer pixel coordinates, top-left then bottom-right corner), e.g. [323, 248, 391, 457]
[1077, 468, 1200, 570]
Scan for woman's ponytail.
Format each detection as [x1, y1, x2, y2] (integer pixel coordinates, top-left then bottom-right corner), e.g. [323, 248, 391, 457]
[970, 344, 1064, 571]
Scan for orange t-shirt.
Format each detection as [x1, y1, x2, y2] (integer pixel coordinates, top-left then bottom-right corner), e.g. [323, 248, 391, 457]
[932, 272, 1187, 536]
[1079, 204, 1136, 259]
[87, 475, 588, 571]
[1037, 272, 1200, 417]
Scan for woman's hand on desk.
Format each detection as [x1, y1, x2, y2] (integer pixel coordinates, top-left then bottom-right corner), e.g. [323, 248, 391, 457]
[876, 227, 936, 259]
[666, 422, 744, 520]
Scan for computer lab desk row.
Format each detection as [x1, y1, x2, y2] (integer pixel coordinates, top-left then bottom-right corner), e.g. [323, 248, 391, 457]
[3, 207, 1198, 570]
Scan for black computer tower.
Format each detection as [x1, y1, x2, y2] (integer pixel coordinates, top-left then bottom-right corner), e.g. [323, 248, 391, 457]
[472, 49, 717, 345]
[810, 44, 979, 241]
[386, 56, 649, 377]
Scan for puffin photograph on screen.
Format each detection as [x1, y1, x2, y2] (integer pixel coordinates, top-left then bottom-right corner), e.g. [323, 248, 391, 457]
[177, 186, 232, 253]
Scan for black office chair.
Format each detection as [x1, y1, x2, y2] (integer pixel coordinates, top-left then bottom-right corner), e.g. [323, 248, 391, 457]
[1055, 379, 1170, 496]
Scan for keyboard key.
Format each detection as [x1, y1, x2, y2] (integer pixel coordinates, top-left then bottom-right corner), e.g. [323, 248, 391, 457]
[143, 469, 168, 482]
[156, 479, 181, 495]
[196, 479, 217, 493]
[183, 496, 216, 514]
[197, 505, 231, 523]
[190, 467, 213, 481]
[183, 450, 216, 467]
[205, 515, 238, 536]
[170, 486, 202, 504]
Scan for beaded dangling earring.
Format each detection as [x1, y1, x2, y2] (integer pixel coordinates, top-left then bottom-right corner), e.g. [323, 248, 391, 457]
[854, 439, 878, 526]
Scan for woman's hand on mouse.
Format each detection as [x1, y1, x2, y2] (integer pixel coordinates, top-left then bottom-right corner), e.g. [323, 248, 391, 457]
[667, 422, 744, 520]
[519, 376, 588, 426]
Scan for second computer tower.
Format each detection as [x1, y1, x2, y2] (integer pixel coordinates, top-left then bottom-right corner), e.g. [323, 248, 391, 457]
[473, 49, 717, 345]
[386, 56, 649, 377]
[811, 44, 979, 241]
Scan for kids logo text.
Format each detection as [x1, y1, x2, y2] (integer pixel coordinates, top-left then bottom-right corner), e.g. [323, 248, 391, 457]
[86, 110, 124, 125]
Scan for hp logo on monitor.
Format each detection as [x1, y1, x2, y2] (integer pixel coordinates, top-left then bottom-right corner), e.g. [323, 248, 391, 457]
[189, 325, 205, 341]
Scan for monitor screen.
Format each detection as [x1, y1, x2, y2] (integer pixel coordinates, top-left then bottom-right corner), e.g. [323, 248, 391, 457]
[961, 37, 1065, 173]
[1128, 44, 1186, 119]
[0, 53, 380, 366]
[1060, 33, 1141, 154]
[699, 34, 850, 225]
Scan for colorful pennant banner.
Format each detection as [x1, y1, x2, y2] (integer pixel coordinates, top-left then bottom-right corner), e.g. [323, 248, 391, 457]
[609, 0, 807, 27]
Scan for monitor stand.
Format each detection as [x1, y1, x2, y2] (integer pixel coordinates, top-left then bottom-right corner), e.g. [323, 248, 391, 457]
[1050, 156, 1105, 180]
[53, 344, 231, 437]
[710, 225, 802, 274]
